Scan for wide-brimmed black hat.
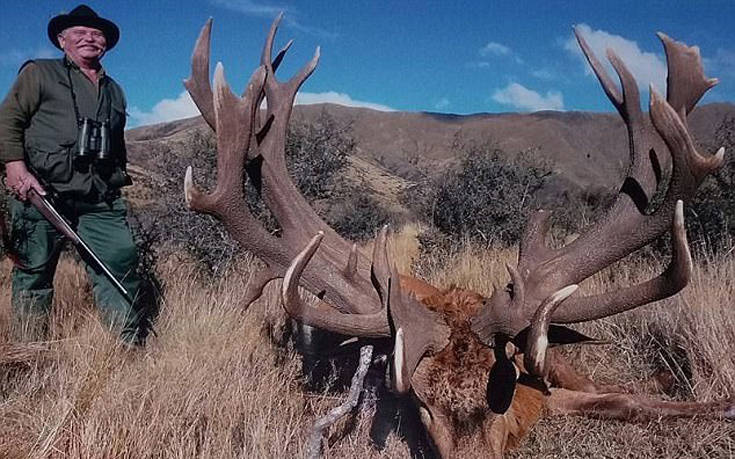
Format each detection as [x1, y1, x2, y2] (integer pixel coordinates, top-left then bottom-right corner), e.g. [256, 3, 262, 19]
[47, 4, 119, 50]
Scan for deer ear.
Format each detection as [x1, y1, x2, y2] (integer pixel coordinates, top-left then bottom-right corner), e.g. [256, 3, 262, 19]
[486, 350, 518, 414]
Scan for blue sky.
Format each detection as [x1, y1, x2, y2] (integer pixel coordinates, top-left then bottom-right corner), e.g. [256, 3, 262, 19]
[2, 1, 734, 127]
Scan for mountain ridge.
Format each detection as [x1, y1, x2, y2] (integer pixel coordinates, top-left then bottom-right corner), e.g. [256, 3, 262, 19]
[125, 102, 735, 197]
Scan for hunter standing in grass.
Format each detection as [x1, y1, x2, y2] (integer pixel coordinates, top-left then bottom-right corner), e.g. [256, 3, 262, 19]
[0, 5, 145, 344]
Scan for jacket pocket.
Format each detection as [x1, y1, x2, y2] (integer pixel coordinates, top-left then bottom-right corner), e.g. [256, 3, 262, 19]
[27, 145, 74, 184]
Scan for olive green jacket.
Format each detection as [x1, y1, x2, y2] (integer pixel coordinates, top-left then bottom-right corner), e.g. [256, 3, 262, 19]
[0, 57, 130, 199]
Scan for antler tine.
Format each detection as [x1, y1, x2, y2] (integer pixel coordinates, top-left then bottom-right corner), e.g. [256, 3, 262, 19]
[650, 87, 726, 192]
[574, 27, 623, 110]
[371, 225, 391, 307]
[518, 209, 553, 266]
[389, 259, 450, 394]
[254, 31, 292, 134]
[524, 285, 578, 377]
[288, 47, 320, 92]
[260, 13, 320, 93]
[606, 48, 645, 121]
[272, 39, 294, 72]
[553, 201, 692, 322]
[659, 32, 719, 117]
[185, 63, 265, 214]
[282, 232, 390, 337]
[574, 26, 645, 123]
[261, 12, 284, 72]
[184, 18, 216, 131]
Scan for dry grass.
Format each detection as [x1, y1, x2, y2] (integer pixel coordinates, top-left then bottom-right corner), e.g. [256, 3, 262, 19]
[1, 227, 734, 458]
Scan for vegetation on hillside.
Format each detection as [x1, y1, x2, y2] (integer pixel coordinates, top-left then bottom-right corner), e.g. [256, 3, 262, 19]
[402, 140, 552, 247]
[1, 229, 733, 457]
[688, 115, 735, 254]
[142, 112, 391, 272]
[0, 111, 733, 458]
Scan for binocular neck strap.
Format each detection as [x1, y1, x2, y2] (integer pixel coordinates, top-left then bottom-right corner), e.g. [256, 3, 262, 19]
[65, 64, 83, 123]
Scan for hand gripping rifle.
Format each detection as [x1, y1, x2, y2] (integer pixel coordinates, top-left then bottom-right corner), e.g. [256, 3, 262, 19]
[24, 188, 134, 305]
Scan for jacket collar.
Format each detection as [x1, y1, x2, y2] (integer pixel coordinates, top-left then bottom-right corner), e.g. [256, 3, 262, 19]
[62, 55, 107, 81]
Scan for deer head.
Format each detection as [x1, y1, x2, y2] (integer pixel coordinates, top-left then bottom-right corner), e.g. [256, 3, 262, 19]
[183, 16, 729, 458]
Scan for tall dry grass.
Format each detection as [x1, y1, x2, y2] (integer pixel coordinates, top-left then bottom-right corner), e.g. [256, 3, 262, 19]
[0, 224, 733, 458]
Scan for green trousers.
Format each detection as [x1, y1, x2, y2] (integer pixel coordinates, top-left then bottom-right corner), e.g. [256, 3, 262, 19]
[10, 195, 144, 343]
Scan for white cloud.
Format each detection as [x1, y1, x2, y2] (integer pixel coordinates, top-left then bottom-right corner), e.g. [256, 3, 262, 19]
[128, 91, 199, 127]
[128, 89, 393, 127]
[565, 24, 666, 93]
[480, 42, 511, 57]
[434, 97, 450, 110]
[531, 68, 555, 81]
[208, 0, 285, 17]
[478, 41, 523, 64]
[492, 82, 564, 112]
[295, 91, 394, 111]
[0, 46, 57, 68]
[209, 0, 336, 39]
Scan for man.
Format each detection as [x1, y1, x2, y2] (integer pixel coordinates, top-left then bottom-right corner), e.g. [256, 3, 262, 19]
[0, 5, 145, 344]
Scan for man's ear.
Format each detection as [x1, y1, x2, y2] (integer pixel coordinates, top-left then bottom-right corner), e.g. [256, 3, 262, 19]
[57, 34, 65, 50]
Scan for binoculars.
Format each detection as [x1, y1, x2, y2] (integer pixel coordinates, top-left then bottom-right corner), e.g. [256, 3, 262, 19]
[75, 117, 111, 162]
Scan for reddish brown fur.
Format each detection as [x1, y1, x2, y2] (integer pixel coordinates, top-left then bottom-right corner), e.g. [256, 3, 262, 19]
[405, 287, 734, 458]
[410, 287, 547, 457]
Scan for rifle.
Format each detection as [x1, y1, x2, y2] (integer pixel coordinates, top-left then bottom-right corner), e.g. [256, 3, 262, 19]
[26, 188, 134, 305]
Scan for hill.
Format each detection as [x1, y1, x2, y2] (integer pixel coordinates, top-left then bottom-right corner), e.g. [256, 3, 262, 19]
[126, 102, 734, 196]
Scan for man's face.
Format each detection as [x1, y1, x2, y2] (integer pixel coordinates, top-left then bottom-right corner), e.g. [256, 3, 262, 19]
[58, 26, 107, 64]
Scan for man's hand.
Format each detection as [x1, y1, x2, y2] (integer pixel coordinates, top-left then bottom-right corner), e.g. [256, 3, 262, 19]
[4, 160, 45, 201]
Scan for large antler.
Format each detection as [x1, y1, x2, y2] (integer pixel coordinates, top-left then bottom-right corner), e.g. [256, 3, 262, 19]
[182, 16, 450, 390]
[184, 16, 382, 315]
[473, 30, 725, 345]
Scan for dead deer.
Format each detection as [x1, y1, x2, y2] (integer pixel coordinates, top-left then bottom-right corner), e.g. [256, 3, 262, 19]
[183, 14, 734, 458]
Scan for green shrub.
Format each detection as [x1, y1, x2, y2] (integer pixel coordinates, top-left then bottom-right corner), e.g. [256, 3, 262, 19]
[403, 141, 551, 247]
[326, 188, 391, 242]
[687, 116, 735, 255]
[148, 112, 390, 272]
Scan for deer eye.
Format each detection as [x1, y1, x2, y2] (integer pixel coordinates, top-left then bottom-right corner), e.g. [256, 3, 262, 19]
[505, 282, 515, 298]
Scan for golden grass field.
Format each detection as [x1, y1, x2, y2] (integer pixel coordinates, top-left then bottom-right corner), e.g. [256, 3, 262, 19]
[0, 223, 733, 458]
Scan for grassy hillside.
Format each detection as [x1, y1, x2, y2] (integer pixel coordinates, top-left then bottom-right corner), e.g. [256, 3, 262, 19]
[127, 102, 735, 193]
[1, 104, 733, 457]
[0, 224, 733, 458]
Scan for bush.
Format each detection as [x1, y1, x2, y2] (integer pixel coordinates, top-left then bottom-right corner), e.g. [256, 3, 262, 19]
[285, 112, 352, 202]
[147, 112, 390, 272]
[403, 141, 551, 247]
[687, 116, 735, 255]
[326, 188, 391, 242]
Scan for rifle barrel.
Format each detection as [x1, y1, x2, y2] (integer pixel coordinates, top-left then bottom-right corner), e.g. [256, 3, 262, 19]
[27, 189, 133, 304]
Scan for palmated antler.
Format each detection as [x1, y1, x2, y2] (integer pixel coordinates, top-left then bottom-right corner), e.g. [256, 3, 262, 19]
[183, 16, 449, 395]
[473, 29, 725, 408]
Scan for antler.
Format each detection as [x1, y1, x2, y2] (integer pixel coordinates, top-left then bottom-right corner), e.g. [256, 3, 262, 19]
[182, 16, 450, 393]
[184, 16, 382, 315]
[473, 30, 725, 344]
[281, 225, 450, 394]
